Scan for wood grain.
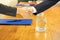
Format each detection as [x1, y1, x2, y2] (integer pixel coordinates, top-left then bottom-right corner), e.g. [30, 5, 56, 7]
[0, 2, 60, 40]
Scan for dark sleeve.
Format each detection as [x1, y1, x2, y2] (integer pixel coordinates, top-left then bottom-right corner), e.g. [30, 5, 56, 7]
[33, 0, 59, 15]
[0, 4, 17, 16]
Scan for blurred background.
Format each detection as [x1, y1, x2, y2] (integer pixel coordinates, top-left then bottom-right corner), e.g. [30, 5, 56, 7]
[0, 0, 60, 40]
[0, 0, 43, 6]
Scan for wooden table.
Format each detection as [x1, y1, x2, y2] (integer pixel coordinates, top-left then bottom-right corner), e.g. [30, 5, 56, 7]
[0, 2, 60, 40]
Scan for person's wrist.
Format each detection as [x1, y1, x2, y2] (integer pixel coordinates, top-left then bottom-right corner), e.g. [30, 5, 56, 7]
[16, 7, 20, 14]
[31, 7, 37, 13]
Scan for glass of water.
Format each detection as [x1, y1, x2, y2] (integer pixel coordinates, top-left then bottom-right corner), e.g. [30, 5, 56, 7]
[36, 13, 46, 32]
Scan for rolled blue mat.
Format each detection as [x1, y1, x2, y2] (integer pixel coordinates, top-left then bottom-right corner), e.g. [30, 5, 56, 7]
[0, 19, 32, 25]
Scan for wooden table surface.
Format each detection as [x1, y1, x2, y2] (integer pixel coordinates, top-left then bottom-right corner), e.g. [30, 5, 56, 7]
[0, 2, 60, 40]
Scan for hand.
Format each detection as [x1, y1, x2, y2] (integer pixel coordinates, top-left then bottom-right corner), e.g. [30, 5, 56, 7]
[17, 7, 33, 18]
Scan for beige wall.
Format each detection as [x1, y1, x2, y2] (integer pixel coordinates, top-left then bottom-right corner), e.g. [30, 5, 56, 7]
[0, 0, 18, 7]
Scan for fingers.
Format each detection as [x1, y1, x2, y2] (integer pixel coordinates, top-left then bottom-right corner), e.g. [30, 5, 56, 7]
[17, 7, 33, 18]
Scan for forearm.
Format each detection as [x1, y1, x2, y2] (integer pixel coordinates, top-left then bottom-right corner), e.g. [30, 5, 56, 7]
[0, 4, 17, 16]
[33, 0, 59, 15]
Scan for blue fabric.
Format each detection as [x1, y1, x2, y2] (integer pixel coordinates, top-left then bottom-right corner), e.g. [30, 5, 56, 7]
[0, 19, 32, 25]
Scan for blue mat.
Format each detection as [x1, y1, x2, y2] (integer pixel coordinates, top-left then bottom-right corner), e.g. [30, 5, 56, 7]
[0, 19, 32, 25]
